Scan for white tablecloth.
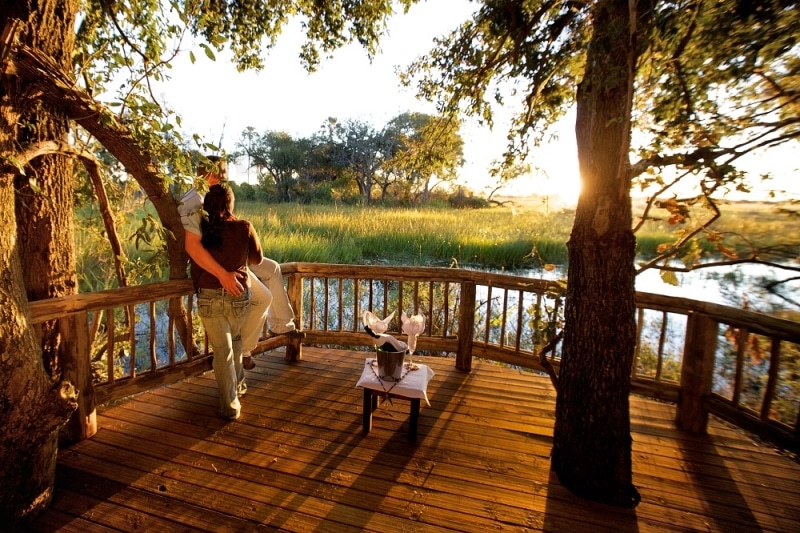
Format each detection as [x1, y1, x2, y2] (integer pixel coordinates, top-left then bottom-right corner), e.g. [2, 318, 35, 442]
[356, 358, 434, 406]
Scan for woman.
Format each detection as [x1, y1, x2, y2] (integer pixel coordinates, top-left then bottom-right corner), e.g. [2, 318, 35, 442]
[191, 184, 262, 419]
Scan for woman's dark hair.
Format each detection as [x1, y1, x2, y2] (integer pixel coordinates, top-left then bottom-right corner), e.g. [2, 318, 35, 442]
[200, 184, 235, 249]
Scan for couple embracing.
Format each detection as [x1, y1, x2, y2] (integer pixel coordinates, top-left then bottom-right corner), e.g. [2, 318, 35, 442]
[180, 156, 303, 420]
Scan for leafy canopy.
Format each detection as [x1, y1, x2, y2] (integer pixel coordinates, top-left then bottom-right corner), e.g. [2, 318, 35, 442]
[402, 0, 800, 283]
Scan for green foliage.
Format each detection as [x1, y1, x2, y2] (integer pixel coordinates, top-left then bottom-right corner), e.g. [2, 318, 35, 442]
[401, 1, 590, 162]
[229, 181, 256, 202]
[230, 112, 465, 207]
[75, 189, 170, 291]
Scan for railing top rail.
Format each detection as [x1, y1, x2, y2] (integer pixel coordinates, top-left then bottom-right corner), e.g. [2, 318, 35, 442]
[282, 262, 564, 291]
[28, 279, 194, 325]
[27, 264, 800, 342]
[636, 291, 800, 342]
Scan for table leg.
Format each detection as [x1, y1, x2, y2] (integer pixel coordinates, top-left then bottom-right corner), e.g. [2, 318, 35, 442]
[362, 388, 373, 435]
[409, 398, 420, 442]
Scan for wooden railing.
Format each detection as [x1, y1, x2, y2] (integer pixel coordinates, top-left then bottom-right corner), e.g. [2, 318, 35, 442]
[29, 263, 800, 453]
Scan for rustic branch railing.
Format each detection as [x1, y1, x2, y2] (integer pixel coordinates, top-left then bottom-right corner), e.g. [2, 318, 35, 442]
[29, 263, 800, 453]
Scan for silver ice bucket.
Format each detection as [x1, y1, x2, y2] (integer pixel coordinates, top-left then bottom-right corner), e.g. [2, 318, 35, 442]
[375, 348, 405, 381]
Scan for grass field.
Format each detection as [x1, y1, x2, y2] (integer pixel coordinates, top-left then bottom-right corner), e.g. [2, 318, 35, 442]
[75, 195, 798, 292]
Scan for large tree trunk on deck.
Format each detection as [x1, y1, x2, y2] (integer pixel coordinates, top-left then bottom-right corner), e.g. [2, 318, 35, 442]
[551, 0, 653, 508]
[0, 0, 80, 528]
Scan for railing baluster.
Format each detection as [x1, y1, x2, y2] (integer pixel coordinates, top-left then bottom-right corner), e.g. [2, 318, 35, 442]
[309, 276, 317, 331]
[149, 301, 157, 370]
[516, 289, 524, 353]
[483, 284, 492, 344]
[633, 307, 644, 377]
[186, 293, 195, 361]
[761, 338, 781, 421]
[533, 292, 543, 347]
[656, 311, 667, 382]
[106, 308, 114, 384]
[382, 279, 388, 318]
[732, 327, 750, 407]
[323, 277, 330, 331]
[398, 281, 404, 331]
[168, 304, 175, 366]
[337, 277, 343, 331]
[427, 282, 434, 335]
[127, 305, 136, 378]
[500, 288, 508, 348]
[443, 282, 450, 337]
[353, 278, 361, 332]
[412, 280, 419, 315]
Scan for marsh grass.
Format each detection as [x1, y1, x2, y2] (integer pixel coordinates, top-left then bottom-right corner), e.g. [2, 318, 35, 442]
[238, 202, 574, 269]
[75, 197, 796, 290]
[634, 199, 799, 259]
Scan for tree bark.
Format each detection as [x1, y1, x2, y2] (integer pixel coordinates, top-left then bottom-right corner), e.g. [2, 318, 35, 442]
[9, 44, 198, 354]
[1, 1, 80, 527]
[551, 0, 653, 508]
[10, 44, 189, 280]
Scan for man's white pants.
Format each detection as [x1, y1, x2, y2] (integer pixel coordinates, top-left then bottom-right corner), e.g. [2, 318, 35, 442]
[241, 257, 297, 353]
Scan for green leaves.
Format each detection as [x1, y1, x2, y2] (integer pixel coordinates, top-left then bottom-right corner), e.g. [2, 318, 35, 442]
[199, 43, 215, 61]
[659, 269, 679, 286]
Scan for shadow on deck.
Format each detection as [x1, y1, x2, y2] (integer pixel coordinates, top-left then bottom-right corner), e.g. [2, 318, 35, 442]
[34, 347, 800, 532]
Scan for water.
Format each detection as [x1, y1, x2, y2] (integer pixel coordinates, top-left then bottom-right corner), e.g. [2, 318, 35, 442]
[515, 262, 799, 313]
[638, 263, 799, 312]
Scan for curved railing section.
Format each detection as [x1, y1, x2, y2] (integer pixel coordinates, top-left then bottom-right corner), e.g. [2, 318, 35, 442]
[283, 262, 800, 454]
[28, 263, 799, 453]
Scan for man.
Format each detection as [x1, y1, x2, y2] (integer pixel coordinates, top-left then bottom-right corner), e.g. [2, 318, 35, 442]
[179, 155, 303, 369]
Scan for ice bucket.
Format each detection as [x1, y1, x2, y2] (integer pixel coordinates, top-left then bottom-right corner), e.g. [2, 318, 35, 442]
[375, 348, 405, 381]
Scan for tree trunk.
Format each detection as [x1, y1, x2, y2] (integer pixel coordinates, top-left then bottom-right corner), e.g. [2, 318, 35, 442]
[0, 0, 80, 528]
[11, 42, 201, 360]
[551, 0, 652, 508]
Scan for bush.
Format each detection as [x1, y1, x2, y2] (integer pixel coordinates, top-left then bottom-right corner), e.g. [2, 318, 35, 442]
[448, 189, 490, 209]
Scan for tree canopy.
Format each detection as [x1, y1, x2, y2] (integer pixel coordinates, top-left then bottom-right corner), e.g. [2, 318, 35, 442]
[402, 0, 799, 284]
[231, 112, 464, 205]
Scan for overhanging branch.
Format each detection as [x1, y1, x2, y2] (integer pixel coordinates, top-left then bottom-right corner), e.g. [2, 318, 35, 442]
[9, 44, 189, 280]
[7, 140, 128, 288]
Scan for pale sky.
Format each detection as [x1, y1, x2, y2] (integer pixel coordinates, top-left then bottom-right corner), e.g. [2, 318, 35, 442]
[154, 0, 582, 203]
[153, 1, 795, 205]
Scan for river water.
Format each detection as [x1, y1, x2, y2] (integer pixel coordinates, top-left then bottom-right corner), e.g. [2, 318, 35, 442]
[515, 262, 799, 313]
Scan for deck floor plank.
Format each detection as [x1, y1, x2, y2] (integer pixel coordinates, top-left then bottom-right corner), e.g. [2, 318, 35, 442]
[32, 347, 800, 532]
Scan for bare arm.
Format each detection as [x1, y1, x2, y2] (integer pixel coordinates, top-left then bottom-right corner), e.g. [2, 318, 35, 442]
[185, 231, 244, 296]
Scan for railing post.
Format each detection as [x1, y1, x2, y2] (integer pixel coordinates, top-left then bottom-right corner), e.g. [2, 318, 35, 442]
[285, 271, 303, 362]
[61, 312, 97, 442]
[676, 312, 718, 433]
[456, 280, 475, 372]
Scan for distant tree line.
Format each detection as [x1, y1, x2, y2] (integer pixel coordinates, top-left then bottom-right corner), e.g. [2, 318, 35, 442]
[227, 112, 476, 206]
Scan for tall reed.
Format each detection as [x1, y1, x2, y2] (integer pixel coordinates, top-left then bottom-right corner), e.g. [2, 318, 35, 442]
[239, 202, 573, 269]
[76, 199, 794, 289]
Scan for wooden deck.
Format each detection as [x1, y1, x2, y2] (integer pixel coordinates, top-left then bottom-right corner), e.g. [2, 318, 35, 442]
[33, 347, 800, 532]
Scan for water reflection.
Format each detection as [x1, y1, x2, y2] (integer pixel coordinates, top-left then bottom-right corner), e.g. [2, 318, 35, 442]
[511, 263, 799, 312]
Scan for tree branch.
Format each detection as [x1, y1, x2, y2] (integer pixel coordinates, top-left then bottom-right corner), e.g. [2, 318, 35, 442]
[10, 44, 189, 281]
[538, 330, 563, 392]
[6, 140, 128, 288]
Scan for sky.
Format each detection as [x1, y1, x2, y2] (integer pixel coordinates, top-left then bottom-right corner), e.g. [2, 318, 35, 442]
[153, 0, 582, 204]
[152, 1, 795, 206]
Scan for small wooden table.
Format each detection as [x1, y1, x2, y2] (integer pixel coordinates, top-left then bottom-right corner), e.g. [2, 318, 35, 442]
[356, 359, 434, 442]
